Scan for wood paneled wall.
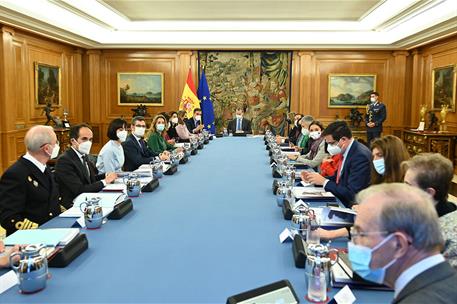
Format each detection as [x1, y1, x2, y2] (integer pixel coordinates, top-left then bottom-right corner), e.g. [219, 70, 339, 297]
[84, 50, 197, 151]
[410, 36, 457, 131]
[289, 51, 411, 134]
[0, 25, 83, 173]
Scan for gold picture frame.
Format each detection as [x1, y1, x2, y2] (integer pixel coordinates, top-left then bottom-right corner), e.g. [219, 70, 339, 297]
[432, 65, 456, 112]
[118, 72, 164, 106]
[35, 62, 61, 107]
[328, 74, 377, 108]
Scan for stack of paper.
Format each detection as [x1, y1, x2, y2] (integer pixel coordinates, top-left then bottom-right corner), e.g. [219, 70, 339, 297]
[311, 206, 356, 227]
[4, 228, 80, 247]
[103, 183, 127, 192]
[281, 151, 300, 157]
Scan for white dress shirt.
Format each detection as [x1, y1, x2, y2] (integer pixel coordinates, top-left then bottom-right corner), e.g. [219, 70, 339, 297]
[23, 152, 47, 173]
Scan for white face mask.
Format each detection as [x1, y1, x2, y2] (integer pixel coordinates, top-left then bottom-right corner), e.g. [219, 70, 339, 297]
[134, 127, 146, 138]
[327, 142, 342, 156]
[117, 130, 128, 142]
[50, 143, 60, 159]
[171, 117, 178, 124]
[370, 97, 377, 103]
[78, 140, 92, 155]
[309, 131, 321, 140]
[195, 115, 201, 121]
[301, 128, 309, 136]
[236, 114, 243, 119]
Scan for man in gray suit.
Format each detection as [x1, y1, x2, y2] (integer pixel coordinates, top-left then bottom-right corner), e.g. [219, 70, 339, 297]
[349, 183, 457, 304]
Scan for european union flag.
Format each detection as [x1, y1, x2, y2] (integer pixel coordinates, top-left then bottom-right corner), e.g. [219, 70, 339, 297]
[197, 70, 215, 134]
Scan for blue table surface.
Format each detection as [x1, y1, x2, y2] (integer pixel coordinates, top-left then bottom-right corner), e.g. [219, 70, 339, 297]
[1, 137, 394, 303]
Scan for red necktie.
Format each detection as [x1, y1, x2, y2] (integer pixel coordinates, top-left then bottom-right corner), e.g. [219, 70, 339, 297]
[336, 155, 344, 184]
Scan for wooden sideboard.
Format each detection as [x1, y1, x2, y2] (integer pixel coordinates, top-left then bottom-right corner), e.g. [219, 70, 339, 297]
[402, 130, 457, 165]
[54, 127, 71, 153]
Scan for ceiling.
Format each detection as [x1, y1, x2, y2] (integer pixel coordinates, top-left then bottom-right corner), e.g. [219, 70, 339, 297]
[0, 0, 456, 49]
[103, 0, 381, 21]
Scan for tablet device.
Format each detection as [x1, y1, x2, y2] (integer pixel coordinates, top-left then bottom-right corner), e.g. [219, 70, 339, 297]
[227, 280, 299, 304]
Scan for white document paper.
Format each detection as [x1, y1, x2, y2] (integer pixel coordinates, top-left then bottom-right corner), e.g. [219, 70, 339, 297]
[292, 186, 333, 199]
[0, 270, 18, 294]
[281, 151, 300, 157]
[300, 181, 313, 187]
[103, 183, 127, 192]
[75, 216, 86, 228]
[334, 285, 356, 304]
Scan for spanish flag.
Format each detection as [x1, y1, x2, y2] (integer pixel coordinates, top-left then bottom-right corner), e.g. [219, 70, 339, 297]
[179, 69, 200, 119]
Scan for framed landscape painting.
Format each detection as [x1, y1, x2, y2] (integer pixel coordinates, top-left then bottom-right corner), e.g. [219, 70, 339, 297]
[118, 72, 164, 106]
[432, 65, 455, 112]
[35, 62, 61, 107]
[328, 74, 376, 108]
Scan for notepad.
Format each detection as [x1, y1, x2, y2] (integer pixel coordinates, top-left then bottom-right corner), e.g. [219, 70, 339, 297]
[4, 228, 80, 247]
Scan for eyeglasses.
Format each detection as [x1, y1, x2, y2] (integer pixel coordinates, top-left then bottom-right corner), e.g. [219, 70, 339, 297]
[135, 124, 146, 128]
[350, 227, 388, 242]
[40, 140, 60, 148]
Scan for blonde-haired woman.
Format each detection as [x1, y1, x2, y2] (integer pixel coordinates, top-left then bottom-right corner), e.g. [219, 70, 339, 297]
[146, 114, 182, 155]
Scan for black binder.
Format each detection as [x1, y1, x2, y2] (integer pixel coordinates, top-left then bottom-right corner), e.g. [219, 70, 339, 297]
[48, 233, 89, 268]
[107, 198, 133, 220]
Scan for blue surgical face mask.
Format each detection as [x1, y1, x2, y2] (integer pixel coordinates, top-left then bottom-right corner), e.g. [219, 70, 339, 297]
[373, 158, 385, 175]
[156, 124, 165, 132]
[348, 234, 397, 284]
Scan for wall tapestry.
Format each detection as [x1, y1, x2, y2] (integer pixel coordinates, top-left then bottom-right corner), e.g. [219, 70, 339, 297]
[198, 51, 291, 134]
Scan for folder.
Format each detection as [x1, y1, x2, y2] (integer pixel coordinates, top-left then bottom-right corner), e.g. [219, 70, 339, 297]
[4, 228, 80, 247]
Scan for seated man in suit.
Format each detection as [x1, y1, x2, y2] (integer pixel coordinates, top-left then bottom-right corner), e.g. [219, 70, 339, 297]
[227, 106, 252, 134]
[122, 116, 170, 171]
[350, 183, 457, 303]
[0, 125, 62, 235]
[302, 120, 371, 207]
[55, 123, 117, 208]
[185, 108, 204, 134]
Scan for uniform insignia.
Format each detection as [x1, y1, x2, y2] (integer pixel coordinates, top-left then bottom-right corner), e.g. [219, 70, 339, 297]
[15, 218, 39, 230]
[28, 176, 32, 182]
[33, 180, 38, 187]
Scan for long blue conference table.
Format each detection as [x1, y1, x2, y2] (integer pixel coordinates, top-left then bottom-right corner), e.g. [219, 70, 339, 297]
[1, 137, 394, 303]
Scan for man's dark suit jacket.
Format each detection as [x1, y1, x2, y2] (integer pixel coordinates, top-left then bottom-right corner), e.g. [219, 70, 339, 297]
[227, 117, 252, 134]
[185, 118, 202, 134]
[288, 125, 301, 145]
[0, 157, 61, 235]
[393, 262, 457, 304]
[324, 140, 371, 207]
[54, 148, 105, 208]
[122, 134, 158, 172]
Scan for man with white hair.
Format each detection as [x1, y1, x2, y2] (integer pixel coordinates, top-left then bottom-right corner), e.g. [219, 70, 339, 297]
[349, 183, 457, 303]
[0, 125, 62, 235]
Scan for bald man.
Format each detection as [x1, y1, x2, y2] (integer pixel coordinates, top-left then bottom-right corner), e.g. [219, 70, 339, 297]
[350, 183, 457, 303]
[0, 125, 62, 235]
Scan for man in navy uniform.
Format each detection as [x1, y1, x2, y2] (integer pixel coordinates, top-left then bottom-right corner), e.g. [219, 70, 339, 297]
[0, 126, 62, 235]
[365, 91, 386, 144]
